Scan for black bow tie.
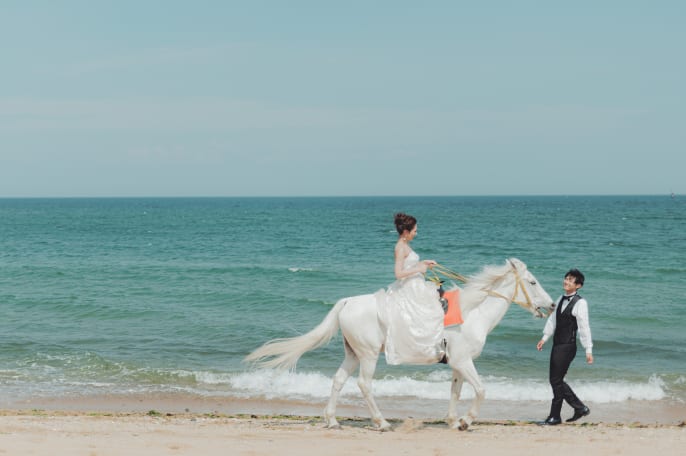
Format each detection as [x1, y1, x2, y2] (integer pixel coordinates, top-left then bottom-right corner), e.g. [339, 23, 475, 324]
[562, 294, 575, 301]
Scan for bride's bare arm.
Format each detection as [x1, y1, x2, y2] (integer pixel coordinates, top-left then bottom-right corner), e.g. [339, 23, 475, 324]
[394, 243, 432, 279]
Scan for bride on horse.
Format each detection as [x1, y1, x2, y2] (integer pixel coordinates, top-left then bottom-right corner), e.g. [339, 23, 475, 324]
[375, 212, 446, 365]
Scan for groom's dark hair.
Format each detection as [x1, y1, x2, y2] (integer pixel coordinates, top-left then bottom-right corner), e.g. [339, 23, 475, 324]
[565, 268, 585, 286]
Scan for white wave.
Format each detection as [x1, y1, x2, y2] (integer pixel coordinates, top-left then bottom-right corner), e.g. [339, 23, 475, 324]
[224, 370, 668, 404]
[570, 374, 667, 402]
[288, 267, 314, 273]
[5, 368, 672, 406]
[190, 370, 234, 385]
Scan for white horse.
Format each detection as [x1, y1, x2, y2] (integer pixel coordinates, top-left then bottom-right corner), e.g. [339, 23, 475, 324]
[245, 258, 554, 431]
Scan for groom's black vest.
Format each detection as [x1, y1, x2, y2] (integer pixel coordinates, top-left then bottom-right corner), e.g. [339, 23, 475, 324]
[553, 295, 581, 346]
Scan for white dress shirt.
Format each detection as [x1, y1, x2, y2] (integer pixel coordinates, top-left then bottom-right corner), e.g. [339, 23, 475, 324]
[541, 295, 593, 354]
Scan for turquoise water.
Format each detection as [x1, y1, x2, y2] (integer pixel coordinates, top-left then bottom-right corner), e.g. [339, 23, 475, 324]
[1, 196, 684, 407]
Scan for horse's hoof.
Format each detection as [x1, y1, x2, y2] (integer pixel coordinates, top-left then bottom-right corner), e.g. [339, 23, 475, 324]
[377, 421, 393, 432]
[324, 418, 341, 429]
[458, 418, 469, 431]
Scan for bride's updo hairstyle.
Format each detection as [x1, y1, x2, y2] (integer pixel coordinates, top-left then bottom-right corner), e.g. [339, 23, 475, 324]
[394, 212, 417, 235]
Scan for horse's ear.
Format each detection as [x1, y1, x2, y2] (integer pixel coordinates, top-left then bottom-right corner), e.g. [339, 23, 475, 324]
[508, 258, 526, 271]
[509, 258, 526, 271]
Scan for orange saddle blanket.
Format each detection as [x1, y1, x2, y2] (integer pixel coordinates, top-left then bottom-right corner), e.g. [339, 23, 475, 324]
[443, 289, 464, 327]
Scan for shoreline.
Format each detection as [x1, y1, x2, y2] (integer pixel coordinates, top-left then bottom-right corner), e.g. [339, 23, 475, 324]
[3, 407, 684, 428]
[5, 392, 685, 426]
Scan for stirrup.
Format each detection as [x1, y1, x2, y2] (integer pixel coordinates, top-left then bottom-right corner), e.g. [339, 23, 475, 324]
[437, 338, 448, 364]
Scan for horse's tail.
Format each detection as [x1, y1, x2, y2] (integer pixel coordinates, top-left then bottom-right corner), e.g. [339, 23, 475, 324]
[244, 298, 347, 370]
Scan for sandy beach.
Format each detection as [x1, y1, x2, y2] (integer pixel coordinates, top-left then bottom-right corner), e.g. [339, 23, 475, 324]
[1, 410, 684, 456]
[2, 395, 684, 456]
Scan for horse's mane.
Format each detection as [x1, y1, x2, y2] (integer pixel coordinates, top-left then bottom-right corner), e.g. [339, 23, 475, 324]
[450, 260, 513, 316]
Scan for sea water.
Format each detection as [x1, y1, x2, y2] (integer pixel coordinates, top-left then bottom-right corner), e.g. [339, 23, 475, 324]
[1, 196, 684, 412]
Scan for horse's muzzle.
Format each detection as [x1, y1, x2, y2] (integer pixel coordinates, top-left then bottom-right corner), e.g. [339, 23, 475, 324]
[535, 306, 551, 318]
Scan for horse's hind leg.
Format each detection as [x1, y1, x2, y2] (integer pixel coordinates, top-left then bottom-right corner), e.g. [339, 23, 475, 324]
[324, 341, 359, 428]
[357, 356, 391, 431]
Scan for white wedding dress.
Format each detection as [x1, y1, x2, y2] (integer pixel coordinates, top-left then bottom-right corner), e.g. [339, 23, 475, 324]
[375, 249, 445, 365]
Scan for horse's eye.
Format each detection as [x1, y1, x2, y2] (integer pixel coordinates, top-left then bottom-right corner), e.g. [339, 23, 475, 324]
[530, 281, 537, 285]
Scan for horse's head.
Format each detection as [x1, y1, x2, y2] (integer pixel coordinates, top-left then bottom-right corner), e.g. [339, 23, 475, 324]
[507, 258, 554, 318]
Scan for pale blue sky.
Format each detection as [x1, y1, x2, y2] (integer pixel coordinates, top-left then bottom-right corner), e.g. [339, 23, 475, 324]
[1, 1, 684, 197]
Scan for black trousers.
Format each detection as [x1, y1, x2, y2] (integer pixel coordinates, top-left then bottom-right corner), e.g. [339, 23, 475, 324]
[548, 343, 585, 419]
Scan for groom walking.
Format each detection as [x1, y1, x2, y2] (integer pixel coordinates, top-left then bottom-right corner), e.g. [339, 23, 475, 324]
[536, 268, 594, 425]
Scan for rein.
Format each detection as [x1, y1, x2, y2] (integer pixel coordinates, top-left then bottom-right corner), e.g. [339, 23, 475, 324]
[428, 264, 468, 284]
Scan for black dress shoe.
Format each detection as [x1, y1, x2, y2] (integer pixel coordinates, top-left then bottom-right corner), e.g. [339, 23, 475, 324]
[566, 406, 590, 422]
[540, 416, 562, 425]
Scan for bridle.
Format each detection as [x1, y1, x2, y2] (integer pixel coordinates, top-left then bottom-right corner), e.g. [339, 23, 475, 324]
[486, 260, 547, 317]
[429, 260, 549, 318]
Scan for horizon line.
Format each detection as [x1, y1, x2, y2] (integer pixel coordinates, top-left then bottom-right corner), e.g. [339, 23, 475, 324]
[0, 193, 679, 199]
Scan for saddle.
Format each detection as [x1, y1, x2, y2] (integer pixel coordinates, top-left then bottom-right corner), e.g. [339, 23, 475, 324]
[440, 289, 463, 327]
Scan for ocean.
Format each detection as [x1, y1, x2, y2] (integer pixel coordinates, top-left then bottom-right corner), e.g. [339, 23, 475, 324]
[1, 196, 684, 419]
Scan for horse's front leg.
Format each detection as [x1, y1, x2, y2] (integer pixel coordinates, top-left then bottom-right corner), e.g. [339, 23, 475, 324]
[447, 369, 464, 428]
[357, 357, 391, 431]
[324, 344, 359, 428]
[451, 358, 484, 431]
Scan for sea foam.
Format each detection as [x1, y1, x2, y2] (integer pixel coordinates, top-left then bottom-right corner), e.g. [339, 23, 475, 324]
[226, 369, 668, 404]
